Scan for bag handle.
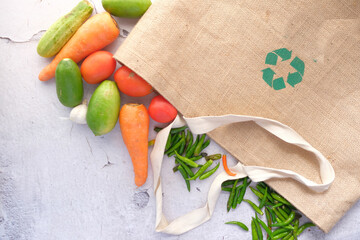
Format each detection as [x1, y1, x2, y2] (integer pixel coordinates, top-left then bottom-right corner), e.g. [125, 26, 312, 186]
[151, 115, 335, 235]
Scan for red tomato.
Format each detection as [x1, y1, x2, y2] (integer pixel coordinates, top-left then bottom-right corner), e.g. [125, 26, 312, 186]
[81, 51, 116, 84]
[148, 95, 177, 123]
[114, 66, 152, 97]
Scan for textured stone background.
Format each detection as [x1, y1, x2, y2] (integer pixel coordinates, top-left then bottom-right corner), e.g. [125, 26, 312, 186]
[0, 0, 359, 239]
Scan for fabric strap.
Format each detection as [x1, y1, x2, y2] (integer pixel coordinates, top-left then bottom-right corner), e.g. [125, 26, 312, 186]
[150, 115, 335, 235]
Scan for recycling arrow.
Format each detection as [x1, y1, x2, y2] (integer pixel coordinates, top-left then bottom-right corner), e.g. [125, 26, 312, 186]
[265, 48, 293, 66]
[265, 52, 278, 66]
[290, 56, 305, 76]
[261, 48, 305, 91]
[274, 48, 292, 61]
[262, 68, 275, 87]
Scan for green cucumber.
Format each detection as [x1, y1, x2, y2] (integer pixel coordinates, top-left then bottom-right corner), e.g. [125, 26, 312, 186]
[86, 80, 121, 136]
[102, 0, 151, 18]
[55, 59, 83, 107]
[37, 0, 93, 57]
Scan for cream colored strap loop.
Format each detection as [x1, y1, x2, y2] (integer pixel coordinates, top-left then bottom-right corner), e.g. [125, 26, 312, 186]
[151, 115, 335, 235]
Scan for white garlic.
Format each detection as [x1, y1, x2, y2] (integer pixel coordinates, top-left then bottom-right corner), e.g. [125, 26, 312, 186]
[70, 100, 88, 124]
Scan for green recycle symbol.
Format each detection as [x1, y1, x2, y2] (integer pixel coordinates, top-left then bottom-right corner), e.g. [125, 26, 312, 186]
[261, 48, 305, 90]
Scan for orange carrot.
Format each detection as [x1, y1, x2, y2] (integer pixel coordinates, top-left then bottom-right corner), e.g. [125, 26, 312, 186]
[38, 12, 119, 81]
[119, 103, 150, 187]
[222, 155, 236, 176]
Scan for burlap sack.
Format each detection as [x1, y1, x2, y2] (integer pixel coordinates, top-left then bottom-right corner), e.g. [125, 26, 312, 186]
[114, 0, 360, 233]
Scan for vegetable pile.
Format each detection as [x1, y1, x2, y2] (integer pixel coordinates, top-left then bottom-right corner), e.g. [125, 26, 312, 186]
[222, 179, 315, 240]
[37, 1, 317, 238]
[155, 126, 220, 191]
[36, 0, 168, 188]
[162, 127, 316, 239]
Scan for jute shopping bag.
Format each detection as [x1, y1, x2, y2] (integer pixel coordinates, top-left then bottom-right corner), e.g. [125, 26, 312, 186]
[114, 0, 360, 233]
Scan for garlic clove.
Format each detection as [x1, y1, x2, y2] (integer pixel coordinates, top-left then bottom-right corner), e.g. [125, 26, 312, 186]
[70, 103, 88, 124]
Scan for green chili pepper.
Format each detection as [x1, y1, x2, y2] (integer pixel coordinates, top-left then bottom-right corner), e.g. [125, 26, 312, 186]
[178, 132, 186, 155]
[296, 222, 315, 236]
[172, 165, 179, 173]
[244, 199, 264, 215]
[282, 205, 291, 215]
[272, 227, 292, 237]
[221, 187, 232, 192]
[190, 155, 203, 161]
[177, 166, 190, 192]
[272, 231, 289, 240]
[237, 177, 250, 204]
[173, 133, 183, 146]
[188, 160, 213, 180]
[200, 139, 210, 152]
[277, 207, 289, 220]
[258, 182, 267, 188]
[165, 138, 184, 155]
[259, 187, 268, 209]
[256, 215, 272, 238]
[170, 126, 187, 134]
[185, 135, 199, 158]
[275, 217, 283, 225]
[194, 134, 206, 156]
[265, 208, 272, 230]
[257, 184, 275, 203]
[181, 131, 186, 140]
[283, 225, 295, 230]
[265, 206, 276, 223]
[227, 179, 239, 212]
[253, 217, 263, 240]
[175, 158, 194, 177]
[183, 131, 193, 153]
[282, 231, 294, 240]
[222, 180, 236, 187]
[178, 141, 185, 155]
[271, 192, 292, 206]
[250, 186, 264, 199]
[165, 134, 172, 150]
[287, 236, 295, 240]
[154, 127, 163, 132]
[232, 185, 243, 209]
[251, 219, 259, 240]
[271, 203, 283, 209]
[272, 208, 286, 222]
[225, 221, 248, 231]
[205, 154, 222, 161]
[199, 163, 220, 180]
[175, 151, 199, 168]
[256, 184, 265, 193]
[293, 219, 299, 240]
[272, 211, 295, 227]
[169, 132, 179, 146]
[185, 130, 193, 145]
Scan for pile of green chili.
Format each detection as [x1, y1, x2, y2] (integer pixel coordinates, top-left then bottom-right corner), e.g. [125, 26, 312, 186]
[222, 179, 315, 239]
[155, 126, 221, 191]
[155, 126, 316, 239]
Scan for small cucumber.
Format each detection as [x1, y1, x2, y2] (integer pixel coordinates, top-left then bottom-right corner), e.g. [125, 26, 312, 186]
[37, 0, 93, 57]
[102, 0, 151, 18]
[55, 59, 83, 107]
[86, 80, 121, 136]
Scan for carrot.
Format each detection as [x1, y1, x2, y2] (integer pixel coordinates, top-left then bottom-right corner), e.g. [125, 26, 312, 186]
[38, 12, 119, 81]
[222, 155, 236, 176]
[119, 103, 150, 187]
